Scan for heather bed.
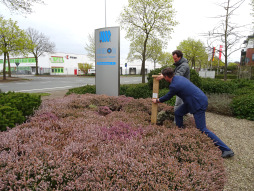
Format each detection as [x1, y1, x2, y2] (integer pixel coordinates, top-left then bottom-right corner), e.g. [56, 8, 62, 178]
[0, 94, 225, 190]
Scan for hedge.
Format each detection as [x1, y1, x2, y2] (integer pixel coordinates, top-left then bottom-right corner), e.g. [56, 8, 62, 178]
[0, 105, 25, 131]
[0, 92, 41, 131]
[200, 78, 237, 94]
[0, 92, 41, 117]
[65, 77, 254, 121]
[231, 93, 254, 120]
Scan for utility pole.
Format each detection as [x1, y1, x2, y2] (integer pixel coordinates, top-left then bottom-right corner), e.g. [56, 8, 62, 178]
[105, 0, 107, 27]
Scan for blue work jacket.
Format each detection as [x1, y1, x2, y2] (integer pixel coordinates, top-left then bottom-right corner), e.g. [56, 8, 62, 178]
[159, 75, 208, 114]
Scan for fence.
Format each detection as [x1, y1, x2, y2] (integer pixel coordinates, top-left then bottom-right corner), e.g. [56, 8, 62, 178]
[238, 66, 254, 79]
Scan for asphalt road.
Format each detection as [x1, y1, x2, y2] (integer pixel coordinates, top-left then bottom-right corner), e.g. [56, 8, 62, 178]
[0, 75, 147, 93]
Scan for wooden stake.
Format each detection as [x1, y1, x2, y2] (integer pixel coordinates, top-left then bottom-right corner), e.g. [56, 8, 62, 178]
[151, 75, 160, 124]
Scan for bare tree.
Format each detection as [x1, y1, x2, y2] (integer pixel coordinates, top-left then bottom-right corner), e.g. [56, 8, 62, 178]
[0, 0, 44, 14]
[26, 27, 55, 75]
[84, 33, 95, 63]
[206, 0, 248, 80]
[252, 0, 254, 17]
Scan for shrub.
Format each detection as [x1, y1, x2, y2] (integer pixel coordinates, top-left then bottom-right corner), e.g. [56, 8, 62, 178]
[215, 74, 237, 80]
[0, 105, 25, 131]
[230, 93, 254, 120]
[67, 84, 152, 99]
[98, 106, 112, 116]
[231, 79, 254, 95]
[66, 85, 96, 95]
[233, 87, 254, 96]
[158, 88, 176, 106]
[147, 66, 170, 90]
[190, 69, 202, 88]
[0, 94, 225, 190]
[119, 84, 129, 95]
[124, 83, 152, 99]
[0, 92, 41, 117]
[206, 94, 234, 116]
[201, 78, 237, 94]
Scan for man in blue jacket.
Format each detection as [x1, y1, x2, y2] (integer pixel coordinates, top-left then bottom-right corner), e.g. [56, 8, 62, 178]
[152, 67, 234, 158]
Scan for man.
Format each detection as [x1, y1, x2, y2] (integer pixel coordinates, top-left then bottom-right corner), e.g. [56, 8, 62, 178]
[172, 50, 190, 80]
[158, 50, 190, 112]
[152, 67, 234, 158]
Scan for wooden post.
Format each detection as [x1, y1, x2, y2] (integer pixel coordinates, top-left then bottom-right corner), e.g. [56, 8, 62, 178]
[151, 75, 160, 124]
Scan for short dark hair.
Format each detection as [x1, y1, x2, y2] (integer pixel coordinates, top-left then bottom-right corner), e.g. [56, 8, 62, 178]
[161, 67, 174, 78]
[172, 50, 183, 58]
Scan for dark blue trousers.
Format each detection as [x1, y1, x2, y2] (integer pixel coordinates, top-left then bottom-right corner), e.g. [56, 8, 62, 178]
[175, 104, 231, 152]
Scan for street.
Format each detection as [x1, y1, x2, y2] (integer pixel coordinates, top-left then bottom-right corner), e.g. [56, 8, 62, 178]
[0, 75, 147, 93]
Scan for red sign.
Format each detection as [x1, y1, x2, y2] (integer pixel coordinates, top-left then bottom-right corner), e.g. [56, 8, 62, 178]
[219, 45, 223, 60]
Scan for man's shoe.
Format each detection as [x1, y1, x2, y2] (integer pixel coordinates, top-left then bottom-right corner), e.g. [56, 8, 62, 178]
[221, 150, 234, 158]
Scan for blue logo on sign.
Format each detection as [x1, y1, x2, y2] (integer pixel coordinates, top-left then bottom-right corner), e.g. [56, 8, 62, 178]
[100, 30, 111, 43]
[97, 62, 116, 65]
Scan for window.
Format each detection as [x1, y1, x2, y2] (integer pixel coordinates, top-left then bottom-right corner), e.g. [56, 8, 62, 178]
[50, 57, 64, 63]
[252, 54, 254, 61]
[51, 67, 64, 73]
[246, 57, 250, 64]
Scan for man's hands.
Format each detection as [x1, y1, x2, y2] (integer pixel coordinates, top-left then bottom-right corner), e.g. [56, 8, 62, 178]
[156, 74, 164, 81]
[152, 99, 160, 104]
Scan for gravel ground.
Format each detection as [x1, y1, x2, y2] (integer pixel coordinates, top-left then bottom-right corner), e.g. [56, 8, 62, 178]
[206, 112, 254, 191]
[43, 90, 254, 191]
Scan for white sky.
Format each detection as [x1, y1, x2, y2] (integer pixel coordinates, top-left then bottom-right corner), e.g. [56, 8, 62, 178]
[0, 0, 253, 63]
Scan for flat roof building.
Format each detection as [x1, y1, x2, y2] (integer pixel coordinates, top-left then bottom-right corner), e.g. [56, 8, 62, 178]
[0, 52, 161, 76]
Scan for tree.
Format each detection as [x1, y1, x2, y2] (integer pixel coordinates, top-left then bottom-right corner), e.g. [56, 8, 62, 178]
[0, 16, 29, 79]
[127, 36, 164, 72]
[177, 38, 208, 70]
[206, 0, 246, 81]
[158, 51, 174, 67]
[120, 0, 177, 83]
[84, 33, 95, 63]
[1, 0, 44, 14]
[78, 63, 93, 75]
[127, 35, 146, 63]
[26, 27, 55, 75]
[148, 38, 164, 70]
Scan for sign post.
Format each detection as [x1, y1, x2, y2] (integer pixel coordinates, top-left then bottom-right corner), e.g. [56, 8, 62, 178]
[15, 62, 20, 73]
[151, 75, 160, 124]
[95, 26, 120, 96]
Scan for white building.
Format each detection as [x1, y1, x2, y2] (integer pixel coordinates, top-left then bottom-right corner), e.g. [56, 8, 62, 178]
[0, 52, 90, 75]
[0, 52, 160, 75]
[120, 59, 160, 75]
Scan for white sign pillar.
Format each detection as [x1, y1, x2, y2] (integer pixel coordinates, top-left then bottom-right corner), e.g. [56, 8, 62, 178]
[95, 27, 120, 96]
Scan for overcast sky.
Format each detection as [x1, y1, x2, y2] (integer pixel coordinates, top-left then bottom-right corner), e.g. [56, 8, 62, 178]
[1, 0, 253, 63]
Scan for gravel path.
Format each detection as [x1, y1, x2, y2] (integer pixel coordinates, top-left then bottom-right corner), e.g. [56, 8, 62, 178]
[42, 91, 254, 191]
[206, 112, 254, 191]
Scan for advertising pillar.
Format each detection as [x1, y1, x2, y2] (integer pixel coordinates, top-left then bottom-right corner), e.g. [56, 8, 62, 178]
[95, 27, 120, 96]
